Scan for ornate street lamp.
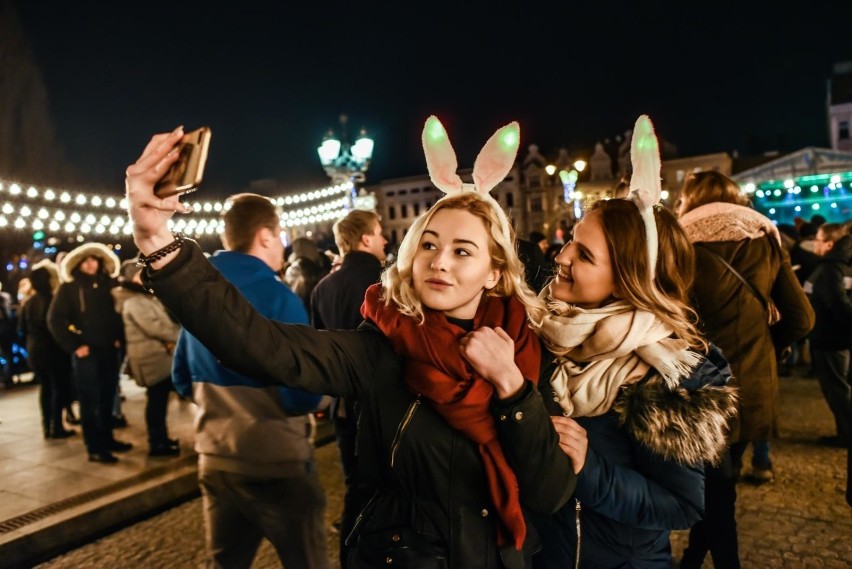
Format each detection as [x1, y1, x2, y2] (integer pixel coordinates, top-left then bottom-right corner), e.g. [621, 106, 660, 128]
[557, 159, 588, 220]
[317, 114, 374, 206]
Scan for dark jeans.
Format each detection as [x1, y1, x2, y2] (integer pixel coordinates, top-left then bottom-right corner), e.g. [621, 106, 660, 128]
[32, 355, 72, 435]
[680, 451, 741, 569]
[72, 347, 120, 454]
[730, 439, 772, 471]
[146, 378, 174, 446]
[199, 465, 330, 569]
[812, 348, 852, 443]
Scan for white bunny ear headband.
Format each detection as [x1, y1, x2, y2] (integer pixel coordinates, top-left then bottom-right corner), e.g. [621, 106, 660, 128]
[421, 115, 519, 242]
[628, 114, 662, 279]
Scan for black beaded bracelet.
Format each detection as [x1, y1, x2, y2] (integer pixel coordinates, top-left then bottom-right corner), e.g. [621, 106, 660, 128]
[136, 232, 186, 267]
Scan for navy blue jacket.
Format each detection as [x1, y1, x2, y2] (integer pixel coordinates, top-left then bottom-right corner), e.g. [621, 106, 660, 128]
[172, 251, 323, 476]
[531, 346, 736, 569]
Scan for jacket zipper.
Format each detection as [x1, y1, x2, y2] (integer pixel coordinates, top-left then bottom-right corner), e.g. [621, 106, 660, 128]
[390, 395, 421, 468]
[574, 499, 582, 569]
[344, 491, 380, 547]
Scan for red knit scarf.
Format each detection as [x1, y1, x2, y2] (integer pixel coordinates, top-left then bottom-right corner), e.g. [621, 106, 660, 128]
[360, 283, 541, 549]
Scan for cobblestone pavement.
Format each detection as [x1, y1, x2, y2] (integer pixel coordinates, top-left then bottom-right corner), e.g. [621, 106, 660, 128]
[37, 376, 850, 568]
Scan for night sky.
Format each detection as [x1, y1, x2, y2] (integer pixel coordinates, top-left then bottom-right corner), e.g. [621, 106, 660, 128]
[12, 1, 852, 198]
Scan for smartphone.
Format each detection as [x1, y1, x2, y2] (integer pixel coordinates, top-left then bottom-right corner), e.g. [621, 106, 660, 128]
[154, 126, 212, 197]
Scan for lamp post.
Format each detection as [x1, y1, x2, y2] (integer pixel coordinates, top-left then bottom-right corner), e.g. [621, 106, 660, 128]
[549, 159, 587, 221]
[317, 114, 375, 207]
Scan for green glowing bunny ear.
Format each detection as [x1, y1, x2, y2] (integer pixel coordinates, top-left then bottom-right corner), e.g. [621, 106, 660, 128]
[628, 114, 662, 279]
[472, 121, 520, 195]
[421, 115, 518, 242]
[422, 115, 464, 195]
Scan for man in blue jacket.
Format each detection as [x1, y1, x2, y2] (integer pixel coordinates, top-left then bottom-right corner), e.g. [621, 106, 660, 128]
[172, 193, 330, 569]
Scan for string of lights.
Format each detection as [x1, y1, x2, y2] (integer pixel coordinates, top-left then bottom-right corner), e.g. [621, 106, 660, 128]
[0, 179, 354, 238]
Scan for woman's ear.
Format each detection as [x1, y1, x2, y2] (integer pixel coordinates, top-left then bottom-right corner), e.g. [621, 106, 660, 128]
[484, 268, 502, 291]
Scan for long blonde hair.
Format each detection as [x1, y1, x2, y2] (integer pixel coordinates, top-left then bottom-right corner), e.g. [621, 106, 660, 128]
[587, 199, 707, 351]
[381, 193, 545, 323]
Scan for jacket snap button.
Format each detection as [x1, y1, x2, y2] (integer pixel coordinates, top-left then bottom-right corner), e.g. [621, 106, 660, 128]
[391, 534, 400, 542]
[481, 508, 489, 517]
[514, 411, 523, 421]
[499, 414, 507, 421]
[386, 557, 393, 564]
[553, 395, 559, 402]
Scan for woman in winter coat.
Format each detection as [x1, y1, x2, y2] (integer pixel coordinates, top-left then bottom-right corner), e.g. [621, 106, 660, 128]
[19, 266, 75, 439]
[119, 261, 182, 456]
[676, 170, 814, 569]
[509, 117, 737, 568]
[124, 118, 578, 569]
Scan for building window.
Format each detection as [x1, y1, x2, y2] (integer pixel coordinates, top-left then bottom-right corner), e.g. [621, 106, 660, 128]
[506, 193, 514, 208]
[401, 204, 408, 218]
[413, 203, 421, 216]
[528, 177, 541, 188]
[399, 190, 408, 195]
[388, 206, 396, 220]
[386, 191, 395, 197]
[392, 229, 398, 243]
[411, 188, 421, 194]
[530, 196, 543, 212]
[840, 120, 850, 140]
[425, 200, 433, 209]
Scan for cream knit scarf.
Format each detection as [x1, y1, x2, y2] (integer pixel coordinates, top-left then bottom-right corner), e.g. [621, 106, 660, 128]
[532, 284, 701, 418]
[678, 202, 781, 246]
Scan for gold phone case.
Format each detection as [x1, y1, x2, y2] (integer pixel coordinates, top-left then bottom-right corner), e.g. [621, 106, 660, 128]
[154, 126, 212, 197]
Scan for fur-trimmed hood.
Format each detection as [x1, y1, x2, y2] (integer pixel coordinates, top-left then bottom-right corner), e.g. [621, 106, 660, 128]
[613, 346, 738, 466]
[31, 258, 61, 292]
[59, 243, 120, 283]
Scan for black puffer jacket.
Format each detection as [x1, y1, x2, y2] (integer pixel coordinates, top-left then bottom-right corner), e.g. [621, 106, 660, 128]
[48, 272, 123, 352]
[805, 234, 852, 350]
[145, 242, 575, 569]
[47, 243, 124, 353]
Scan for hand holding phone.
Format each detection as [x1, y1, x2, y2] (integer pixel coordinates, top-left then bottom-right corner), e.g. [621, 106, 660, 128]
[154, 126, 211, 197]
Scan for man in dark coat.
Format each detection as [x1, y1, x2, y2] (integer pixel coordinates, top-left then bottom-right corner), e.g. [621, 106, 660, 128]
[310, 208, 385, 567]
[805, 223, 852, 447]
[47, 243, 129, 463]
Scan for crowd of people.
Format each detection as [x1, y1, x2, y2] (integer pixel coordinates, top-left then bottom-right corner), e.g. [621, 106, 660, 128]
[0, 114, 849, 568]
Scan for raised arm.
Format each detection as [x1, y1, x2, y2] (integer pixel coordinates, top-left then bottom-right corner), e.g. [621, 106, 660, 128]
[126, 129, 388, 398]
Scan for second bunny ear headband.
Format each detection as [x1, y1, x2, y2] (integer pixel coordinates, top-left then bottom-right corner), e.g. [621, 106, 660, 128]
[627, 114, 663, 280]
[421, 115, 518, 242]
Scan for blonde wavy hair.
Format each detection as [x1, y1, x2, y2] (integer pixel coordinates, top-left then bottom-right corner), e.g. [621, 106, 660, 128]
[381, 193, 546, 324]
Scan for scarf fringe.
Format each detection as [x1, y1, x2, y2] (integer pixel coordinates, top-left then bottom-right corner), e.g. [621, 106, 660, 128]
[653, 348, 702, 390]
